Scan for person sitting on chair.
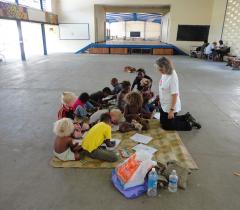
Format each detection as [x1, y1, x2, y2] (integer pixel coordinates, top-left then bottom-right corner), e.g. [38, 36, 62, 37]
[204, 42, 217, 60]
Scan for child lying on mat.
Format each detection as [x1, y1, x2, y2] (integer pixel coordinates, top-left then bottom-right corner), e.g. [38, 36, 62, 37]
[81, 113, 118, 162]
[89, 87, 112, 107]
[53, 118, 82, 161]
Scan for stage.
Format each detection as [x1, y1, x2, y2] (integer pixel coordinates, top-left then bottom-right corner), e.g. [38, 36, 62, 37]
[75, 40, 187, 55]
[106, 39, 165, 45]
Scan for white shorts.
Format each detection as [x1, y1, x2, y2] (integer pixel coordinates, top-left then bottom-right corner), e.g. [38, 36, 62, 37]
[53, 148, 75, 161]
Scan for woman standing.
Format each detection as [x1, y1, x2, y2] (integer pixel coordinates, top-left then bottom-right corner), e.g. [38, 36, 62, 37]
[155, 57, 201, 131]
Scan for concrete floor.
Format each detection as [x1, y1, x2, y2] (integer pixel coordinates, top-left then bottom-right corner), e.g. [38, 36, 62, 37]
[0, 54, 240, 210]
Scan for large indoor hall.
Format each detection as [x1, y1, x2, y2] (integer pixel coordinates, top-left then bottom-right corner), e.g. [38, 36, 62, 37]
[0, 1, 240, 210]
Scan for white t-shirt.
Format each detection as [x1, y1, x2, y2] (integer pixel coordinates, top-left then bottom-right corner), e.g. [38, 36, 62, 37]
[205, 44, 214, 55]
[159, 70, 181, 113]
[219, 44, 225, 49]
[89, 109, 108, 124]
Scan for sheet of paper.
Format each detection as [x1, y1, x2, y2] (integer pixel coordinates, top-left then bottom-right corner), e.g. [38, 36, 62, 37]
[130, 133, 153, 144]
[153, 112, 161, 120]
[102, 138, 121, 151]
[102, 95, 114, 101]
[132, 144, 157, 155]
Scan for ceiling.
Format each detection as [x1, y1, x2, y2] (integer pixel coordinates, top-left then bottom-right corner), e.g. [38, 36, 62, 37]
[106, 13, 162, 24]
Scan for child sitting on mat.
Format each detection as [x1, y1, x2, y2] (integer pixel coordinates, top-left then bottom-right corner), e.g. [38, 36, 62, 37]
[57, 92, 77, 120]
[117, 80, 131, 112]
[124, 92, 151, 130]
[81, 113, 118, 162]
[72, 116, 90, 139]
[53, 118, 82, 161]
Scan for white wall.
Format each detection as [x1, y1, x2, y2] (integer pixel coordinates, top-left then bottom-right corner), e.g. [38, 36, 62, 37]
[169, 0, 214, 52]
[45, 24, 62, 53]
[109, 22, 125, 38]
[145, 22, 161, 40]
[208, 0, 228, 43]
[94, 5, 106, 42]
[161, 12, 170, 43]
[53, 0, 215, 53]
[50, 0, 57, 13]
[126, 21, 145, 38]
[53, 0, 94, 52]
[109, 21, 161, 40]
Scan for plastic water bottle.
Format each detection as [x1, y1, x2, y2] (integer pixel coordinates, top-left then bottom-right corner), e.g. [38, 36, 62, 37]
[168, 170, 178, 192]
[147, 168, 158, 197]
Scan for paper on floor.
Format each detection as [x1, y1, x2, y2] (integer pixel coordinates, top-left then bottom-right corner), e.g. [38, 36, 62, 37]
[130, 133, 153, 144]
[132, 144, 157, 155]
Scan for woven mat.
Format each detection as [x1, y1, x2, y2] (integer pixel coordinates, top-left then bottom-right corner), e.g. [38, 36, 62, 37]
[50, 120, 198, 170]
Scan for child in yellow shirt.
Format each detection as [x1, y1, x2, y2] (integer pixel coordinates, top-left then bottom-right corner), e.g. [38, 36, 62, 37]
[81, 113, 118, 162]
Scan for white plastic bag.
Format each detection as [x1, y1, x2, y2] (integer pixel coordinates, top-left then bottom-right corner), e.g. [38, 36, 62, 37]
[116, 151, 156, 189]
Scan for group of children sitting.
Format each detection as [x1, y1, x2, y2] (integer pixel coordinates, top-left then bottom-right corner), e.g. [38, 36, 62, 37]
[53, 68, 159, 163]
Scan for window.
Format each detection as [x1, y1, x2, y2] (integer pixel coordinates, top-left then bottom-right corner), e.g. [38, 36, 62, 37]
[18, 0, 41, 10]
[0, 19, 21, 62]
[1, 0, 16, 3]
[42, 0, 52, 12]
[21, 22, 44, 58]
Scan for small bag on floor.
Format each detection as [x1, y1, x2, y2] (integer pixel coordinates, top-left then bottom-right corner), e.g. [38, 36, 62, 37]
[116, 151, 156, 189]
[111, 170, 147, 199]
[161, 161, 191, 190]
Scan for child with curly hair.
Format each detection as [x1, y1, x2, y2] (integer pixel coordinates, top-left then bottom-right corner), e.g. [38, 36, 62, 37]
[123, 92, 152, 130]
